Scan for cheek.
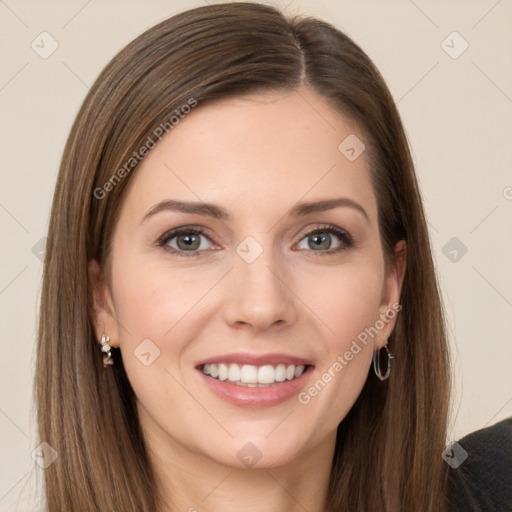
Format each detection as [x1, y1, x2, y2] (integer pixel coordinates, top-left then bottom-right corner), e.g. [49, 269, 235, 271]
[293, 261, 383, 417]
[109, 256, 204, 415]
[111, 253, 213, 340]
[296, 259, 385, 344]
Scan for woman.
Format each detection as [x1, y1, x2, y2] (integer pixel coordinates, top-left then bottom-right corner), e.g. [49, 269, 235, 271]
[34, 2, 511, 511]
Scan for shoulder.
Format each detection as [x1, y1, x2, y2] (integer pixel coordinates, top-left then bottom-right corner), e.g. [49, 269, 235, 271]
[445, 417, 512, 511]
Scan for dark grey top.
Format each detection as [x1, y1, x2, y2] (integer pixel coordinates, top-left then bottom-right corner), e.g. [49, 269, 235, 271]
[446, 416, 512, 511]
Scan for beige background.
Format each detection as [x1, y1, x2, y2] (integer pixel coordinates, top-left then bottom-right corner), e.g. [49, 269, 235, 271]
[1, 0, 511, 509]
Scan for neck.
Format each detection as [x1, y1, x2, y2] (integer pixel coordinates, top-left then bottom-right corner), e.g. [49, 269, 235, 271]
[141, 410, 336, 512]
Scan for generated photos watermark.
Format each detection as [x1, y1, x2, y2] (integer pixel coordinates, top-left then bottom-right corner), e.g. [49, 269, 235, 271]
[298, 302, 402, 404]
[93, 98, 198, 200]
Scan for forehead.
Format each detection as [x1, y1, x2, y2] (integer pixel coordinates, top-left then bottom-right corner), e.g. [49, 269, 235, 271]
[118, 85, 377, 224]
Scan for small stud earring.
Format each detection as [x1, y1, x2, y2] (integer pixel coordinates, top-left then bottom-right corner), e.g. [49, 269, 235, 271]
[100, 333, 114, 367]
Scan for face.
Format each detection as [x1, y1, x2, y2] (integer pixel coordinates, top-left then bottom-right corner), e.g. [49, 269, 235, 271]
[90, 84, 406, 471]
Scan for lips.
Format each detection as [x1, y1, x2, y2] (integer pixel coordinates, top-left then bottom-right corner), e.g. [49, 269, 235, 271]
[195, 352, 315, 408]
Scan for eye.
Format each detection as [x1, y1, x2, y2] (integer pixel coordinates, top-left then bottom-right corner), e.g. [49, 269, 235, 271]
[296, 224, 353, 255]
[158, 227, 214, 257]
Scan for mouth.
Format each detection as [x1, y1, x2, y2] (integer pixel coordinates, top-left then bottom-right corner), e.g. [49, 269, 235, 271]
[198, 362, 313, 387]
[194, 354, 315, 408]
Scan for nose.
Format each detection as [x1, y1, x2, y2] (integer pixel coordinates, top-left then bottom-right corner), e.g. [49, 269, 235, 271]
[221, 243, 298, 332]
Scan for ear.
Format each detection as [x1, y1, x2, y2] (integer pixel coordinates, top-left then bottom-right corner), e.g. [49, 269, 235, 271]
[88, 259, 120, 348]
[375, 239, 407, 349]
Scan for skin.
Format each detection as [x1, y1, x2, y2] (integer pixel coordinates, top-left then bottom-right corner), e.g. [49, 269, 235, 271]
[89, 84, 406, 512]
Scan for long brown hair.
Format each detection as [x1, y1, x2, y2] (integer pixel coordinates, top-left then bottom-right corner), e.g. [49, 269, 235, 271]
[35, 2, 452, 510]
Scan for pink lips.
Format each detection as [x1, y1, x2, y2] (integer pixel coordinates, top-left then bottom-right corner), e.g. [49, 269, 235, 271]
[195, 352, 315, 408]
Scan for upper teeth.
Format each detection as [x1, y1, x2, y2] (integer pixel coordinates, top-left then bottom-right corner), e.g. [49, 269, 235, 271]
[202, 363, 306, 385]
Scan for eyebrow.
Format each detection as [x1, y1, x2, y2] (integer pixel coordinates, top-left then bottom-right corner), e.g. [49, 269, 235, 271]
[140, 197, 369, 224]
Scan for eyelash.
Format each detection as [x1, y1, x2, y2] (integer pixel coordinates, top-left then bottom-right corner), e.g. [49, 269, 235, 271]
[156, 224, 354, 258]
